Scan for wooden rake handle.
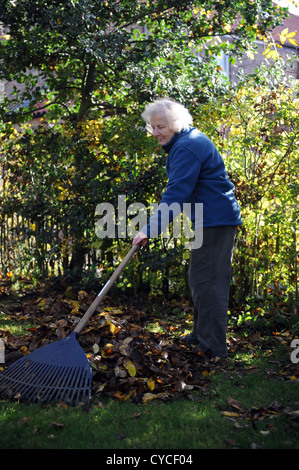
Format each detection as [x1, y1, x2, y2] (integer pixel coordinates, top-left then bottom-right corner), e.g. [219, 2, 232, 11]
[74, 244, 140, 335]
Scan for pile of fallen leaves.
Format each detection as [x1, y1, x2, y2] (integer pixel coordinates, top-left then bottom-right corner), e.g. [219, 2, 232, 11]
[0, 287, 298, 406]
[0, 289, 225, 404]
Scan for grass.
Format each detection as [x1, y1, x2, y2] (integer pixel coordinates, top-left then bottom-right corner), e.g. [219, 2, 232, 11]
[0, 314, 36, 337]
[0, 356, 298, 450]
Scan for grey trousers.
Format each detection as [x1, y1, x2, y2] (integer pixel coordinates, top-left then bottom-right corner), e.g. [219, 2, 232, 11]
[188, 226, 237, 358]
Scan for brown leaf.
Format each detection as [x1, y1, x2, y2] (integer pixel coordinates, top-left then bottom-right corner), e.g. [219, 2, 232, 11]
[49, 421, 64, 429]
[227, 397, 245, 412]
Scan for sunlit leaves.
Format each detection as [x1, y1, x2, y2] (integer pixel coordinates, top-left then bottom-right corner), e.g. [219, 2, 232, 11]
[279, 27, 299, 47]
[0, 0, 289, 124]
[191, 67, 299, 304]
[0, 0, 296, 303]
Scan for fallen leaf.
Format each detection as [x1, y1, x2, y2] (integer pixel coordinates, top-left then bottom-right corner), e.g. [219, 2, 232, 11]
[20, 345, 29, 356]
[221, 411, 240, 418]
[70, 301, 80, 314]
[49, 421, 64, 429]
[147, 377, 155, 391]
[142, 392, 157, 403]
[97, 382, 108, 392]
[124, 360, 136, 378]
[114, 365, 127, 378]
[142, 392, 172, 403]
[227, 397, 245, 412]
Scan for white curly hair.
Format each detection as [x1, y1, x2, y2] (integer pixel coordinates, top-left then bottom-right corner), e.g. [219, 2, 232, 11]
[141, 98, 193, 133]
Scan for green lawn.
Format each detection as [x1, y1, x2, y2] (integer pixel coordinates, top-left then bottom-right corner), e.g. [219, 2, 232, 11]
[0, 293, 298, 450]
[1, 356, 298, 449]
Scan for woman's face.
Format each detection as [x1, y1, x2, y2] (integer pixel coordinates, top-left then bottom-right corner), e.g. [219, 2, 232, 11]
[150, 112, 175, 146]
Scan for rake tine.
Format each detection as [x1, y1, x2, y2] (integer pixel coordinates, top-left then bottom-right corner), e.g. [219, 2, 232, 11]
[68, 369, 90, 406]
[0, 246, 139, 406]
[3, 363, 40, 401]
[32, 365, 91, 406]
[61, 367, 89, 405]
[41, 366, 76, 404]
[35, 369, 63, 403]
[63, 367, 85, 405]
[77, 370, 92, 404]
[20, 362, 60, 402]
[0, 356, 91, 405]
[0, 359, 37, 398]
[45, 366, 76, 404]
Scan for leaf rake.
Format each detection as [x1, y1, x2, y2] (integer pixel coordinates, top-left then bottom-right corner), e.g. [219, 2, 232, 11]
[0, 245, 139, 406]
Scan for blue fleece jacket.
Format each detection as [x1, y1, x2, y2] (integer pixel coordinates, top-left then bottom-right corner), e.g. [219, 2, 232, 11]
[143, 127, 242, 237]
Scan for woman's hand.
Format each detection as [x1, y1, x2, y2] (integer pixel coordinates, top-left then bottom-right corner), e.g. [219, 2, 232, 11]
[132, 231, 148, 247]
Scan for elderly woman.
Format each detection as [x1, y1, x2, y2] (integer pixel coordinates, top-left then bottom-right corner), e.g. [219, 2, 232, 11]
[133, 98, 242, 359]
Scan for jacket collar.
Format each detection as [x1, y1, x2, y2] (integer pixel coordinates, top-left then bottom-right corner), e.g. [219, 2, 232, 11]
[162, 127, 192, 153]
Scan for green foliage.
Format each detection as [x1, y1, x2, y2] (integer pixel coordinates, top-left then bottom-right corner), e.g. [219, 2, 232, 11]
[0, 0, 297, 308]
[0, 0, 288, 121]
[192, 61, 298, 306]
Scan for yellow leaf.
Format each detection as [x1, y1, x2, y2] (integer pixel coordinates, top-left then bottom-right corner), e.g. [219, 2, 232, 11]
[142, 392, 171, 403]
[107, 320, 116, 334]
[147, 378, 155, 391]
[202, 369, 216, 377]
[97, 382, 107, 392]
[142, 392, 156, 403]
[289, 38, 299, 46]
[70, 300, 80, 314]
[20, 346, 29, 356]
[124, 360, 136, 378]
[285, 31, 297, 39]
[37, 298, 47, 308]
[106, 306, 123, 315]
[221, 411, 240, 417]
[246, 51, 255, 60]
[266, 50, 280, 60]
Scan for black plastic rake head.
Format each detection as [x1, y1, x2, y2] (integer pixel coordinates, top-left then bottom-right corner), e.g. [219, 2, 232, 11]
[0, 332, 92, 406]
[0, 245, 139, 406]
